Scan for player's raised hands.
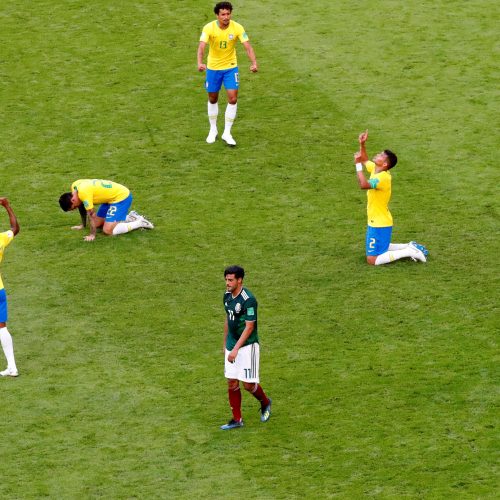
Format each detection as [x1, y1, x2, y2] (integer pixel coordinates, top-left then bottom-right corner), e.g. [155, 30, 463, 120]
[354, 152, 363, 164]
[359, 130, 368, 145]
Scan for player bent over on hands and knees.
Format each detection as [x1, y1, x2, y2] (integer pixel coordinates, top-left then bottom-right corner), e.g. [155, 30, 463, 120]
[59, 179, 154, 242]
[221, 265, 271, 430]
[0, 198, 20, 377]
[354, 130, 429, 265]
[197, 1, 258, 146]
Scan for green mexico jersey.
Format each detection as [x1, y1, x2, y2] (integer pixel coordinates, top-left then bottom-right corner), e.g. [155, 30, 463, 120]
[223, 287, 258, 350]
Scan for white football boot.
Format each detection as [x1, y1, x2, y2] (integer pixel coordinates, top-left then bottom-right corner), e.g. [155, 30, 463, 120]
[409, 242, 427, 262]
[126, 210, 141, 222]
[0, 367, 18, 377]
[206, 129, 218, 144]
[221, 132, 236, 146]
[139, 216, 154, 230]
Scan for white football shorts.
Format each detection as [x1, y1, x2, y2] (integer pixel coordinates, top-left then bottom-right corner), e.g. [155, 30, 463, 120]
[224, 343, 260, 383]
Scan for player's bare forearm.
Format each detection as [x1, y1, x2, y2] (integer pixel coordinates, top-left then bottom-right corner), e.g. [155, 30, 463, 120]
[358, 130, 369, 162]
[233, 322, 254, 351]
[0, 198, 20, 236]
[223, 318, 229, 352]
[197, 42, 207, 71]
[243, 42, 258, 72]
[357, 171, 371, 190]
[85, 209, 98, 241]
[227, 321, 255, 362]
[358, 147, 368, 163]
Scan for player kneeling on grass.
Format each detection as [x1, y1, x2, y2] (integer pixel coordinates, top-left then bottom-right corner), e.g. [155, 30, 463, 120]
[354, 130, 429, 265]
[221, 265, 271, 430]
[0, 198, 20, 378]
[59, 179, 154, 242]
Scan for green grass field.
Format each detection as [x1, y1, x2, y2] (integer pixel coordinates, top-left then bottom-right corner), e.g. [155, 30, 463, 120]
[0, 0, 498, 497]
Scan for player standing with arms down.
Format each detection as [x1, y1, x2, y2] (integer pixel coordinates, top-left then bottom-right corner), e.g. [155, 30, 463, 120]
[59, 179, 154, 242]
[354, 130, 429, 265]
[197, 2, 258, 146]
[0, 199, 20, 377]
[221, 266, 271, 430]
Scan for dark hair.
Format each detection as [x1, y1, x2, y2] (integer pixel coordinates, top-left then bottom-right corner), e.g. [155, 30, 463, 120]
[214, 2, 233, 14]
[59, 192, 73, 212]
[224, 265, 244, 279]
[78, 204, 88, 225]
[384, 149, 398, 169]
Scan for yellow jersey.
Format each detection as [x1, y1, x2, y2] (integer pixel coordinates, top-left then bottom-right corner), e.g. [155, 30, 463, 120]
[200, 20, 249, 70]
[365, 161, 393, 227]
[72, 179, 130, 211]
[0, 230, 14, 290]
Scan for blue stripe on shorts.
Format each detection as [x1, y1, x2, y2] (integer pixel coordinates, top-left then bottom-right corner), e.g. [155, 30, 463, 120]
[0, 288, 8, 323]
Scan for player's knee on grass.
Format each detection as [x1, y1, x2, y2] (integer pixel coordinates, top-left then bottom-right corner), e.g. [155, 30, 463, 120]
[102, 222, 117, 235]
[366, 255, 377, 265]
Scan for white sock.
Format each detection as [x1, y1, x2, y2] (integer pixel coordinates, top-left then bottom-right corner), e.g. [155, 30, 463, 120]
[388, 243, 409, 251]
[375, 248, 415, 265]
[208, 102, 218, 130]
[224, 103, 237, 135]
[112, 220, 143, 235]
[0, 327, 17, 371]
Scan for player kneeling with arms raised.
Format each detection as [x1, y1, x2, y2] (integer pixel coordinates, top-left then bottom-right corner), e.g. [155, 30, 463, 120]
[59, 179, 153, 242]
[221, 265, 271, 430]
[354, 130, 429, 265]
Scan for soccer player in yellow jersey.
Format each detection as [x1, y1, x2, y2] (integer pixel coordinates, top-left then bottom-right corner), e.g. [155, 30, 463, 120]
[0, 198, 20, 377]
[197, 2, 258, 146]
[354, 130, 429, 265]
[59, 179, 154, 242]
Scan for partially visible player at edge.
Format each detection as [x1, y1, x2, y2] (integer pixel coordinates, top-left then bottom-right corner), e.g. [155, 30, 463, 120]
[354, 130, 429, 265]
[59, 179, 154, 242]
[221, 265, 271, 430]
[197, 2, 258, 146]
[0, 198, 20, 377]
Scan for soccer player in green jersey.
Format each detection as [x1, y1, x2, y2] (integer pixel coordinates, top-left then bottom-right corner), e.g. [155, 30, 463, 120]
[220, 265, 271, 430]
[354, 130, 429, 265]
[197, 2, 258, 146]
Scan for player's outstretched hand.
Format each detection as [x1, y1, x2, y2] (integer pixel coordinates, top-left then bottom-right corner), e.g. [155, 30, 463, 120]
[359, 129, 368, 145]
[0, 198, 10, 207]
[84, 234, 95, 242]
[250, 63, 258, 73]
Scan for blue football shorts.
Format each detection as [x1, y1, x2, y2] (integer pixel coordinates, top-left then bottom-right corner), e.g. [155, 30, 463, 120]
[96, 194, 133, 222]
[366, 225, 392, 256]
[0, 288, 8, 323]
[205, 67, 239, 92]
